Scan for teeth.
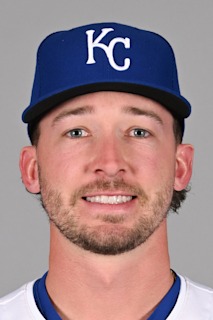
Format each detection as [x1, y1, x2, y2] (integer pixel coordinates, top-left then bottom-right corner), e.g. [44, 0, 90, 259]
[85, 195, 133, 204]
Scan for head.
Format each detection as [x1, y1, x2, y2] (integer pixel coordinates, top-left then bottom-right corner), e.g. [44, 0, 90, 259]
[20, 23, 193, 255]
[26, 97, 188, 213]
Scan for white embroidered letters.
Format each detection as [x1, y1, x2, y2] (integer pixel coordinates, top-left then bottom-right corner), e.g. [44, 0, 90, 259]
[86, 28, 130, 71]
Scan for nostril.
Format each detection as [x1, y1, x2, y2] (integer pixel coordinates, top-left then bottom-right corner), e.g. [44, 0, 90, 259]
[94, 167, 126, 178]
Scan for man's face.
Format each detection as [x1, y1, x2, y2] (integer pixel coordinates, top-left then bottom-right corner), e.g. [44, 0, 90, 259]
[24, 92, 192, 255]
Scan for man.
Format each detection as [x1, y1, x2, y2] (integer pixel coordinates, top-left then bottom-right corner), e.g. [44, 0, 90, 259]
[0, 22, 212, 319]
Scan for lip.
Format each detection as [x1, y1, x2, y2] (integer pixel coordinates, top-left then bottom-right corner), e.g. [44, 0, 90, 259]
[82, 191, 136, 197]
[82, 194, 137, 204]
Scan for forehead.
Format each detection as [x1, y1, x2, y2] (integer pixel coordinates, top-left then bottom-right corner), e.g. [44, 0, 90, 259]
[41, 91, 174, 123]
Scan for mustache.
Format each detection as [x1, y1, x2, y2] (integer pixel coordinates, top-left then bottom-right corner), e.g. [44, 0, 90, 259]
[70, 178, 148, 206]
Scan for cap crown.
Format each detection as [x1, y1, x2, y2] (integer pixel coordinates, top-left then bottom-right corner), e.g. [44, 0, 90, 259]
[22, 22, 191, 124]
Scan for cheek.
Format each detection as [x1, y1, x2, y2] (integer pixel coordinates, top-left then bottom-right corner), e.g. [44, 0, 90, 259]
[133, 145, 176, 184]
[37, 145, 85, 187]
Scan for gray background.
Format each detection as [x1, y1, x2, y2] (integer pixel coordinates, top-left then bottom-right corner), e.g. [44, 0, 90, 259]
[0, 0, 212, 297]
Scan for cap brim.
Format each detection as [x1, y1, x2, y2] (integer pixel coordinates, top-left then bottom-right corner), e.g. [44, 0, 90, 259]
[22, 82, 191, 123]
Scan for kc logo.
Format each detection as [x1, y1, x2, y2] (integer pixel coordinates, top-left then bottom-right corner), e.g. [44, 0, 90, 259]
[86, 28, 131, 71]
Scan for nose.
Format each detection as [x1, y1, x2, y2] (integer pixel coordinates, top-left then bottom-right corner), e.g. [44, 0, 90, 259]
[86, 135, 129, 178]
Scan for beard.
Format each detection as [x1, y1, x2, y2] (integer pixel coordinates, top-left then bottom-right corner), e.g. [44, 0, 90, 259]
[39, 175, 173, 255]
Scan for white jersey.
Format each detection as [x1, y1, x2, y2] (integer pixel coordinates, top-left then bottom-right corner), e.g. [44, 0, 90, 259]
[0, 275, 212, 319]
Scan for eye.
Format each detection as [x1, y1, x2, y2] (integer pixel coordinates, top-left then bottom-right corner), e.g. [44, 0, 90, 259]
[129, 128, 150, 138]
[66, 128, 88, 138]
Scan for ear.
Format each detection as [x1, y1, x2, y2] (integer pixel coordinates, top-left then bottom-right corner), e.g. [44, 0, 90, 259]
[174, 144, 194, 191]
[19, 146, 40, 193]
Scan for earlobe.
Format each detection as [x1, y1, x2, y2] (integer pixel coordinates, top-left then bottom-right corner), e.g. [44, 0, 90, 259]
[19, 146, 40, 194]
[174, 144, 194, 191]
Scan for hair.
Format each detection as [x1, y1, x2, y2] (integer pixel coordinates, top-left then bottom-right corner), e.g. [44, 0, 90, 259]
[28, 117, 42, 146]
[27, 113, 188, 213]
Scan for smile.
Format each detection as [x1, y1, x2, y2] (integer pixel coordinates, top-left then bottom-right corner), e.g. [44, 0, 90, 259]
[85, 195, 134, 204]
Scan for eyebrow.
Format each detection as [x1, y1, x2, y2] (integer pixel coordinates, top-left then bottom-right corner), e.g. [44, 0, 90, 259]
[51, 104, 163, 127]
[123, 106, 163, 125]
[51, 106, 94, 127]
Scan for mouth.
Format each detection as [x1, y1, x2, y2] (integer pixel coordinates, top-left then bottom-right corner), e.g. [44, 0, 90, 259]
[82, 195, 136, 205]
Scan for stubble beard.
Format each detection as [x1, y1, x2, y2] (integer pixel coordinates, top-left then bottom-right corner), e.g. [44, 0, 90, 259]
[39, 176, 173, 255]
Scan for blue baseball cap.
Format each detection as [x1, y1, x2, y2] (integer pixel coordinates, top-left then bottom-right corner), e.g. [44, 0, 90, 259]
[22, 22, 191, 127]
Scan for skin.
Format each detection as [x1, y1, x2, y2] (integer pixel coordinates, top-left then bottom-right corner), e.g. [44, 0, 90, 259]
[20, 92, 194, 320]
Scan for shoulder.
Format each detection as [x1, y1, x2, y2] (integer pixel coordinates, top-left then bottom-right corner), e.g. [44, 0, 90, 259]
[168, 275, 213, 319]
[0, 281, 44, 319]
[184, 276, 213, 303]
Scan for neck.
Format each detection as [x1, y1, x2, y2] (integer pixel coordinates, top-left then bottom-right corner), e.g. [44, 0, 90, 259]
[46, 221, 173, 320]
